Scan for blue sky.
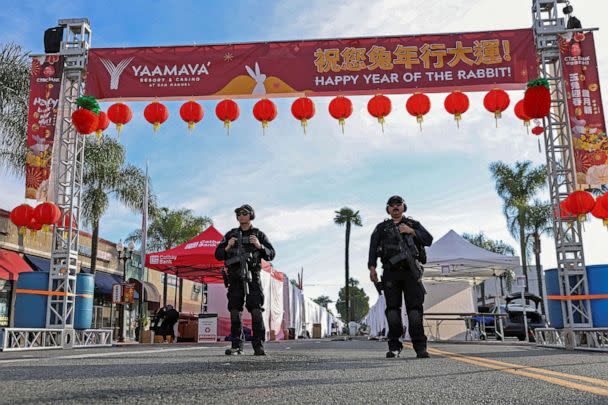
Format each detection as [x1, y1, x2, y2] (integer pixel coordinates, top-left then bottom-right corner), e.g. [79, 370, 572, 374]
[1, 0, 607, 310]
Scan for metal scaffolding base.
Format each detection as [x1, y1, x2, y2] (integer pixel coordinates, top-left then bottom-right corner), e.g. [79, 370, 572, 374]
[535, 327, 608, 352]
[0, 328, 113, 352]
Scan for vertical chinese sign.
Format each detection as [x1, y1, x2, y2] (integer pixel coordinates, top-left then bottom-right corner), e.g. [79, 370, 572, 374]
[560, 32, 608, 187]
[25, 55, 63, 201]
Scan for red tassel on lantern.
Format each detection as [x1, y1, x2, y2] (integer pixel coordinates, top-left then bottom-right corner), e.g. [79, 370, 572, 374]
[328, 96, 353, 134]
[27, 217, 43, 238]
[367, 95, 392, 132]
[215, 99, 240, 135]
[144, 102, 169, 132]
[444, 91, 469, 128]
[291, 97, 315, 135]
[10, 204, 35, 235]
[524, 78, 551, 119]
[107, 103, 133, 137]
[179, 101, 204, 132]
[253, 99, 278, 135]
[406, 93, 431, 131]
[95, 111, 110, 143]
[483, 88, 510, 127]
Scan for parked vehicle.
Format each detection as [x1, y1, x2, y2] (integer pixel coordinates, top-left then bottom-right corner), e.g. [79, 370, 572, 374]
[502, 293, 547, 341]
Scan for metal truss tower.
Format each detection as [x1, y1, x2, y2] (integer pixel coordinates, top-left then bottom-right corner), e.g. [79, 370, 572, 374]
[46, 19, 92, 345]
[531, 1, 592, 330]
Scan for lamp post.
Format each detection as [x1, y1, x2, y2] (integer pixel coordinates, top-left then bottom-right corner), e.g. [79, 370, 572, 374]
[116, 240, 134, 342]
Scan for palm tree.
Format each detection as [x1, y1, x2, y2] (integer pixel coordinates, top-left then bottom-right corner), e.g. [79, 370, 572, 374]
[333, 207, 362, 325]
[489, 161, 547, 292]
[0, 43, 30, 177]
[82, 137, 151, 273]
[525, 200, 553, 315]
[125, 207, 212, 251]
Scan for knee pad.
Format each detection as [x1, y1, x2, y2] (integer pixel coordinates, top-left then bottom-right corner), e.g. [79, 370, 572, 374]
[230, 310, 242, 322]
[385, 308, 401, 324]
[251, 308, 263, 323]
[407, 309, 422, 325]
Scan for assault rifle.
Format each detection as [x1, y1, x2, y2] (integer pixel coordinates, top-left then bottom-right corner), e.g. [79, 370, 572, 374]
[387, 223, 423, 281]
[223, 230, 253, 296]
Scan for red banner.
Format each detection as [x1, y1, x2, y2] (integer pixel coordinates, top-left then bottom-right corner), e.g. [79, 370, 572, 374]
[25, 55, 64, 201]
[560, 32, 608, 187]
[86, 29, 537, 101]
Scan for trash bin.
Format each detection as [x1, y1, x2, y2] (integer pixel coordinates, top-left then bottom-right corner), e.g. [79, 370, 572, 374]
[312, 323, 322, 338]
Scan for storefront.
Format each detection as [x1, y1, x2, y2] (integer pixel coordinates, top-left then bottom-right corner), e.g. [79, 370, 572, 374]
[0, 279, 11, 327]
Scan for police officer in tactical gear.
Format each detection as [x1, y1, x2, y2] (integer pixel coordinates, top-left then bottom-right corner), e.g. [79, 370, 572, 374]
[215, 204, 275, 356]
[368, 195, 433, 359]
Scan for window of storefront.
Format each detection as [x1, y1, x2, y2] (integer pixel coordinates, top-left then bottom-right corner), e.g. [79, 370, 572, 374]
[0, 279, 12, 327]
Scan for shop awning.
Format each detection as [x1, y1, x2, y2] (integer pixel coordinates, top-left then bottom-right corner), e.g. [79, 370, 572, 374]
[84, 269, 139, 299]
[24, 254, 51, 272]
[0, 250, 34, 281]
[128, 278, 161, 303]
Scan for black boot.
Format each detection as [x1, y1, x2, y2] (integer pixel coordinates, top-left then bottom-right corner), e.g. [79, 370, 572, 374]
[416, 350, 430, 358]
[225, 347, 243, 355]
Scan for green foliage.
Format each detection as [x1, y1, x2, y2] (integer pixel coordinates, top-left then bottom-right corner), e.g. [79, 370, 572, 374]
[527, 78, 550, 89]
[0, 43, 30, 178]
[312, 295, 333, 309]
[126, 207, 212, 251]
[335, 278, 369, 322]
[462, 231, 516, 256]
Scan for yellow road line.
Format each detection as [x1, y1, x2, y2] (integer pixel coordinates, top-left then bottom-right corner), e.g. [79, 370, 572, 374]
[429, 346, 608, 388]
[403, 344, 608, 397]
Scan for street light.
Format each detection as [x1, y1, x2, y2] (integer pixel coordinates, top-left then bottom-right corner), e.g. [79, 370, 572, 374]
[116, 240, 134, 342]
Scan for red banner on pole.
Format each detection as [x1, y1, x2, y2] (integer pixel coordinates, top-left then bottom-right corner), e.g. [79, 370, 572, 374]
[86, 29, 537, 101]
[560, 32, 608, 187]
[25, 55, 64, 201]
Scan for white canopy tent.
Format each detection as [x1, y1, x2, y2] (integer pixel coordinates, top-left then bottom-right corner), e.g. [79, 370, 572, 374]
[423, 230, 520, 282]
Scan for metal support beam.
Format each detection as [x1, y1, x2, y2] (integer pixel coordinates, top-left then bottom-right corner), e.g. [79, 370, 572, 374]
[532, 0, 592, 329]
[46, 19, 91, 337]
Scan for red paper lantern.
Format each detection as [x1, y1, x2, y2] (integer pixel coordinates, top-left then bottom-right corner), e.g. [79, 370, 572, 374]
[367, 95, 392, 132]
[328, 96, 353, 133]
[443, 91, 469, 127]
[291, 97, 315, 134]
[253, 99, 278, 133]
[531, 126, 544, 135]
[34, 202, 62, 232]
[144, 102, 169, 132]
[555, 200, 575, 221]
[94, 111, 110, 143]
[107, 103, 133, 135]
[591, 194, 608, 227]
[514, 100, 531, 130]
[215, 99, 240, 135]
[524, 78, 551, 119]
[27, 217, 43, 237]
[10, 204, 34, 235]
[564, 190, 596, 222]
[72, 110, 99, 135]
[179, 101, 204, 131]
[406, 93, 431, 130]
[483, 88, 510, 126]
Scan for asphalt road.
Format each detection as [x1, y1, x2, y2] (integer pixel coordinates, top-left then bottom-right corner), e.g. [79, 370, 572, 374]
[0, 340, 607, 404]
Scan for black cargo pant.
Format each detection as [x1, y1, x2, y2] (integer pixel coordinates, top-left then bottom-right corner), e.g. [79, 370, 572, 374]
[383, 263, 427, 353]
[227, 270, 265, 350]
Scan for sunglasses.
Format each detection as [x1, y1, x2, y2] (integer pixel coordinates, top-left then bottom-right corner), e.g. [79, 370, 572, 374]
[236, 210, 250, 216]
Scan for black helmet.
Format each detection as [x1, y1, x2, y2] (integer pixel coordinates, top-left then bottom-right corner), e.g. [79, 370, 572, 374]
[386, 195, 404, 205]
[234, 204, 255, 220]
[386, 195, 407, 214]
